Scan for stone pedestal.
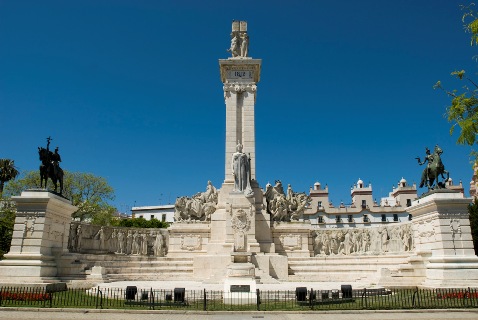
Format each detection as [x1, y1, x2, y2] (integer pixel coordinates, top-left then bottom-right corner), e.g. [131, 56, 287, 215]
[168, 222, 210, 257]
[409, 191, 478, 287]
[272, 221, 312, 257]
[0, 190, 77, 284]
[223, 262, 257, 304]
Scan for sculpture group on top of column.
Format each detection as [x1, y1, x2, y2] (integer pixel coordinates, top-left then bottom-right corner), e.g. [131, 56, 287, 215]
[265, 180, 312, 222]
[312, 223, 414, 256]
[68, 223, 167, 257]
[227, 21, 249, 58]
[174, 181, 219, 222]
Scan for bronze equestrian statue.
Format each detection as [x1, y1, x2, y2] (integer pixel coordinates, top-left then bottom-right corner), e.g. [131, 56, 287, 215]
[416, 145, 449, 190]
[38, 137, 64, 194]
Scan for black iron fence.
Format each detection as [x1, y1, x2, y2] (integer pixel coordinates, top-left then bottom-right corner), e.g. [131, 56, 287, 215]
[1, 286, 478, 311]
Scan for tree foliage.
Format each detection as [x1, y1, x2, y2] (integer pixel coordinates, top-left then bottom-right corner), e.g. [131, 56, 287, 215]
[4, 170, 116, 224]
[0, 159, 19, 195]
[113, 217, 169, 229]
[469, 198, 478, 255]
[0, 199, 16, 258]
[434, 4, 478, 148]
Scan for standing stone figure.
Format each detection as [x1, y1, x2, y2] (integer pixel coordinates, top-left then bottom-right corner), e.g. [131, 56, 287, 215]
[228, 34, 240, 57]
[116, 230, 125, 254]
[75, 224, 83, 252]
[231, 142, 253, 196]
[240, 33, 248, 57]
[95, 226, 105, 251]
[141, 232, 149, 255]
[153, 232, 165, 257]
[132, 231, 140, 255]
[126, 230, 133, 254]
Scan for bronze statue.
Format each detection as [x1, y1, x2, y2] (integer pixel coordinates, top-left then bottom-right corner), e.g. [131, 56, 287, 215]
[416, 145, 449, 190]
[38, 136, 64, 194]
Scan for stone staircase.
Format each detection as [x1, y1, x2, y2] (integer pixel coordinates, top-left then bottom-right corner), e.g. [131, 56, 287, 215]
[58, 254, 194, 282]
[287, 254, 411, 283]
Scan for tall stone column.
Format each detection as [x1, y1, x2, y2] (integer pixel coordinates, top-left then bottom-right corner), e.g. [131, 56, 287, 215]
[219, 59, 261, 189]
[0, 190, 77, 284]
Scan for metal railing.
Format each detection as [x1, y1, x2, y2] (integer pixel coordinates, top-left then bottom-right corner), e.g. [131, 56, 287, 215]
[0, 286, 477, 311]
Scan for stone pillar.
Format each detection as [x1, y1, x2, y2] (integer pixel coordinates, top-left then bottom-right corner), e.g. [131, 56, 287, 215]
[409, 191, 478, 287]
[0, 190, 77, 284]
[219, 58, 261, 185]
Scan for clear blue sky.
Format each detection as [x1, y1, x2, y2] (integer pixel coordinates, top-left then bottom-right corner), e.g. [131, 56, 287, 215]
[1, 0, 476, 212]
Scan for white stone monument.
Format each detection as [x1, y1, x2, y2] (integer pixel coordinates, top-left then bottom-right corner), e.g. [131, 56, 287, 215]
[409, 190, 478, 287]
[0, 190, 77, 286]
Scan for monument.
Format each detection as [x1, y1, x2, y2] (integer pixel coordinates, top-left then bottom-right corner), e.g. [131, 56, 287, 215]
[1, 21, 478, 291]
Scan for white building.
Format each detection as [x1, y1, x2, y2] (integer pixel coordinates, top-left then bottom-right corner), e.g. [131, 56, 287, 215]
[305, 177, 464, 228]
[131, 205, 175, 223]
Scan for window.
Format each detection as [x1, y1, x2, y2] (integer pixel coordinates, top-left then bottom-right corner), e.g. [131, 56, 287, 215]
[139, 215, 143, 219]
[151, 215, 154, 220]
[318, 201, 322, 208]
[393, 214, 398, 222]
[162, 214, 166, 222]
[361, 200, 366, 209]
[318, 216, 324, 224]
[363, 215, 369, 223]
[408, 214, 412, 221]
[336, 215, 342, 223]
[348, 215, 353, 223]
[381, 214, 386, 222]
[406, 199, 412, 207]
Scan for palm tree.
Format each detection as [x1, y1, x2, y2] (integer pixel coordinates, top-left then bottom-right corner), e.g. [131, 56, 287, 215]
[0, 159, 19, 194]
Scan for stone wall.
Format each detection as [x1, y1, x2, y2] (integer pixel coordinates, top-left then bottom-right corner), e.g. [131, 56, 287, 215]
[68, 222, 168, 257]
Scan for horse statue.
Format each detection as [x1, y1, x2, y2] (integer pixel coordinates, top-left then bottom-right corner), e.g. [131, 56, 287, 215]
[417, 145, 449, 190]
[38, 146, 64, 194]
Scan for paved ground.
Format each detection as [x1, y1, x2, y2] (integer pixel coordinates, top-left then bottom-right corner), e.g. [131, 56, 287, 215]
[1, 308, 478, 320]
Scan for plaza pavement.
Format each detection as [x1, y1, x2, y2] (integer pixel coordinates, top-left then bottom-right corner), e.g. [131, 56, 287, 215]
[1, 308, 478, 320]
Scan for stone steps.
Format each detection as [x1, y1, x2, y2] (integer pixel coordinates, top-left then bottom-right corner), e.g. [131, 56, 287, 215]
[58, 254, 195, 281]
[287, 255, 410, 282]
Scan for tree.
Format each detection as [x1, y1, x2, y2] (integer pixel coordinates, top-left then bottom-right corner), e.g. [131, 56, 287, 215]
[469, 198, 478, 255]
[0, 159, 19, 195]
[114, 217, 169, 228]
[0, 199, 15, 258]
[434, 4, 478, 149]
[4, 170, 116, 224]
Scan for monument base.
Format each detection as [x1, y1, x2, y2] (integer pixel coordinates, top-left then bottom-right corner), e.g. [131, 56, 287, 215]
[409, 190, 478, 288]
[223, 262, 257, 304]
[0, 190, 77, 285]
[422, 256, 478, 288]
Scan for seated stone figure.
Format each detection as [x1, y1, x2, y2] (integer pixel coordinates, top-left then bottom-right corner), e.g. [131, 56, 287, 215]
[174, 181, 219, 222]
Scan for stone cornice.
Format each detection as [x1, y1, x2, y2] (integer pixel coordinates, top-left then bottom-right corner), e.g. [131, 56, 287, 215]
[219, 58, 261, 83]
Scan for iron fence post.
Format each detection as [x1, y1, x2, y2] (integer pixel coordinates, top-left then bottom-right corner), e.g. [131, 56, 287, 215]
[361, 288, 367, 309]
[412, 286, 419, 308]
[256, 289, 260, 311]
[150, 288, 154, 310]
[309, 288, 313, 310]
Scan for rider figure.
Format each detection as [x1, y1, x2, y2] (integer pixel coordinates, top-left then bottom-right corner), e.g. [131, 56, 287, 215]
[51, 147, 62, 177]
[418, 147, 434, 188]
